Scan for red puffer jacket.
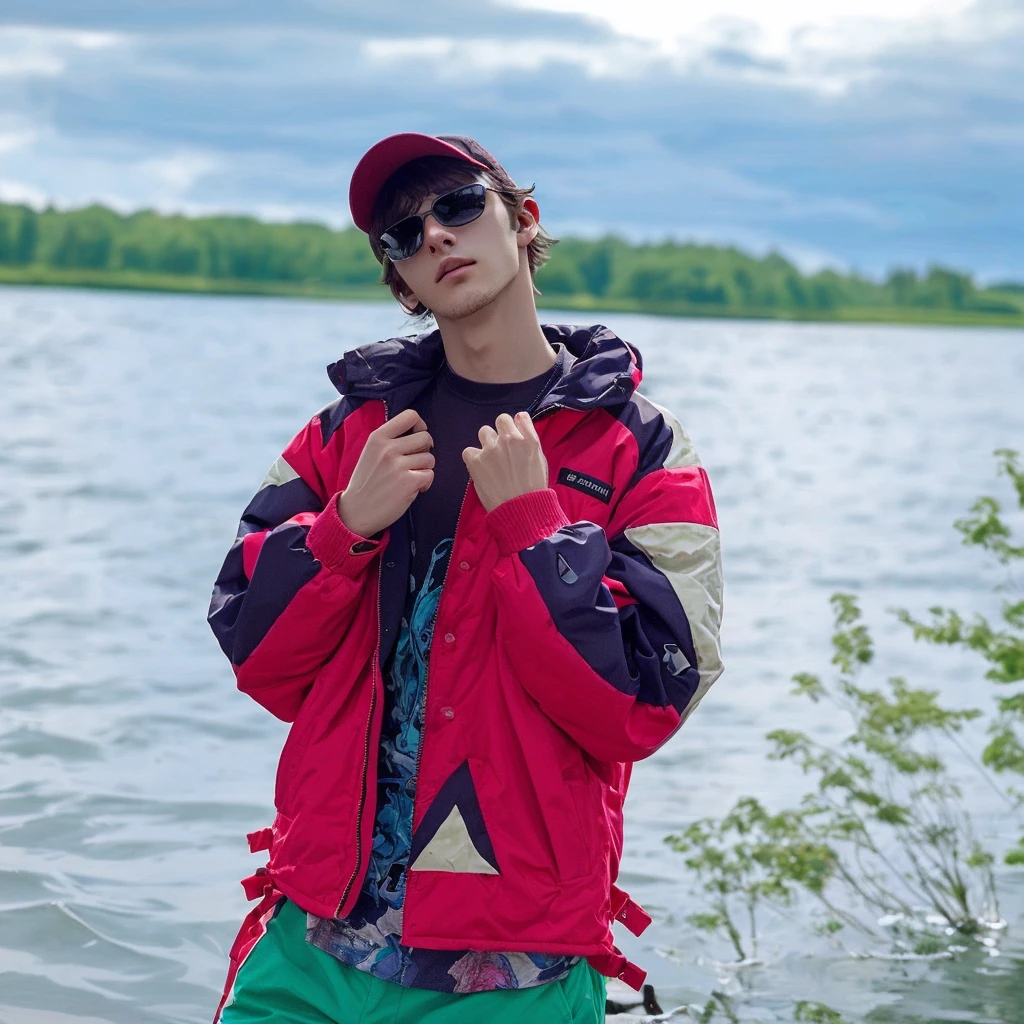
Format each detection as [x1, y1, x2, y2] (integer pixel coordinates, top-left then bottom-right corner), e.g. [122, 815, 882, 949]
[209, 323, 724, 987]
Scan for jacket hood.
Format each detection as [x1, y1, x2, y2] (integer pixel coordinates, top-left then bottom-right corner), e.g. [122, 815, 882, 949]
[326, 324, 643, 417]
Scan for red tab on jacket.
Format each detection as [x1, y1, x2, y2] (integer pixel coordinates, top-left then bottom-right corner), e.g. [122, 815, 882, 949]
[246, 827, 273, 853]
[240, 867, 274, 901]
[610, 884, 653, 937]
[587, 948, 648, 991]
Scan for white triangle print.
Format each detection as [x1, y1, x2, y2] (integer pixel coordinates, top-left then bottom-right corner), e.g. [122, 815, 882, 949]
[409, 805, 499, 874]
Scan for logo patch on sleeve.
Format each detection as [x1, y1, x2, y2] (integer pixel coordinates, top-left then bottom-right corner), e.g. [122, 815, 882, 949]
[557, 467, 614, 504]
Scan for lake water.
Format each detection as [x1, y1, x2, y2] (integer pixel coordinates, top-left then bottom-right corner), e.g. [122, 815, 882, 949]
[1, 287, 1023, 1023]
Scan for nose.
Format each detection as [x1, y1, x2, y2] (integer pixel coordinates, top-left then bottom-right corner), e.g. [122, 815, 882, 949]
[422, 213, 456, 254]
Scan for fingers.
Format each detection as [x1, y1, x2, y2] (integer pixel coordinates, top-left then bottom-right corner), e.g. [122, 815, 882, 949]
[471, 413, 537, 459]
[409, 469, 434, 493]
[379, 408, 428, 438]
[514, 410, 540, 443]
[393, 429, 434, 455]
[495, 413, 524, 440]
[401, 451, 435, 471]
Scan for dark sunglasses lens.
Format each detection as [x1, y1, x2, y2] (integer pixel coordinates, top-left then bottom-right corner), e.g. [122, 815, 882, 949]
[380, 216, 423, 261]
[433, 185, 487, 227]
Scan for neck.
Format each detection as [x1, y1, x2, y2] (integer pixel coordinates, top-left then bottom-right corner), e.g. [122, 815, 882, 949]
[433, 259, 556, 383]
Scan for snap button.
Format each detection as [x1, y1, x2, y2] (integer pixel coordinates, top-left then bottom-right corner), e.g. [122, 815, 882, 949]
[442, 707, 455, 720]
[444, 632, 455, 644]
[459, 560, 470, 571]
[386, 561, 395, 568]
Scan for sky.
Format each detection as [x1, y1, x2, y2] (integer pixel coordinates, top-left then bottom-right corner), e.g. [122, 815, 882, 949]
[1, 0, 1022, 281]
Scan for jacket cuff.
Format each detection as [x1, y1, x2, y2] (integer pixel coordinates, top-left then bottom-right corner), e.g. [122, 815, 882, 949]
[307, 493, 387, 577]
[485, 488, 572, 556]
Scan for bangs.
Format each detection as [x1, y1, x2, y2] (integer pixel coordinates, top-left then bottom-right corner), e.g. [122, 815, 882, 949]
[370, 157, 485, 243]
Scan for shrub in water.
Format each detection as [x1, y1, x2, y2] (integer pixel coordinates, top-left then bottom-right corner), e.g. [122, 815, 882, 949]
[667, 450, 1023, 970]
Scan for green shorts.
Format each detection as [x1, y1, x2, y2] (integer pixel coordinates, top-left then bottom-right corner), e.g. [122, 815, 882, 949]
[216, 898, 607, 1024]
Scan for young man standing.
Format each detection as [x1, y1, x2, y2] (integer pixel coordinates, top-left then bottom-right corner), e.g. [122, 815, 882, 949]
[208, 133, 724, 1024]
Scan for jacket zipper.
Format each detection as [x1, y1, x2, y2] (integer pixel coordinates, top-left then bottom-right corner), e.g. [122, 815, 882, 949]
[335, 398, 389, 916]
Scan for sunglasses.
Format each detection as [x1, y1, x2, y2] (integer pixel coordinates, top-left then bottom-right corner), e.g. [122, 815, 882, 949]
[380, 183, 491, 262]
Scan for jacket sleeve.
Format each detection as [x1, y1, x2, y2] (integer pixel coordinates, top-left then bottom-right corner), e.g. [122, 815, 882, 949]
[485, 404, 723, 763]
[207, 401, 386, 723]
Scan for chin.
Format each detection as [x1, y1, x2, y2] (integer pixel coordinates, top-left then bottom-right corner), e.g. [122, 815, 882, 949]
[433, 287, 500, 321]
[433, 266, 520, 321]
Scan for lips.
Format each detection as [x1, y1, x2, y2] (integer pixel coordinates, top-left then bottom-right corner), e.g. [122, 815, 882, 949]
[436, 257, 475, 282]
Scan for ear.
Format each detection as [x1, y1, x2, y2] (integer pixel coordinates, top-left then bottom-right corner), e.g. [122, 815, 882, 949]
[392, 272, 422, 316]
[398, 291, 421, 316]
[515, 197, 541, 250]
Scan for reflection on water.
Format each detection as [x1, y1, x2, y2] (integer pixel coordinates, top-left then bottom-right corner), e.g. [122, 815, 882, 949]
[1, 287, 1023, 1023]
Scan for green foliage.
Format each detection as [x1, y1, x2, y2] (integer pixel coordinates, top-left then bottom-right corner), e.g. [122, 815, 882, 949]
[0, 204, 38, 264]
[765, 595, 998, 945]
[794, 1002, 847, 1024]
[539, 239, 1023, 317]
[894, 449, 1024, 853]
[696, 992, 847, 1023]
[955, 449, 1024, 560]
[3, 201, 1023, 323]
[698, 991, 741, 1023]
[666, 451, 1022, 1022]
[670, 592, 1003, 966]
[666, 797, 835, 961]
[0, 202, 383, 288]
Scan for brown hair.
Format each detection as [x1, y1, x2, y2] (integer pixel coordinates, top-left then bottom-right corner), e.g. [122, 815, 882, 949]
[368, 144, 557, 318]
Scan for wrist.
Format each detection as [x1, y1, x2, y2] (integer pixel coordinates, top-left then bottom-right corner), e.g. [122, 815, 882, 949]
[336, 491, 382, 540]
[484, 488, 571, 556]
[308, 493, 387, 576]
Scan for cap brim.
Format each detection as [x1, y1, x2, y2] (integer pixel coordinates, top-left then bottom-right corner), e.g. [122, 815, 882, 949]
[348, 133, 489, 234]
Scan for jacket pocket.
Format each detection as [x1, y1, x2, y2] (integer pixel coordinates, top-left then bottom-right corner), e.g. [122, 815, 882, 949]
[553, 757, 598, 884]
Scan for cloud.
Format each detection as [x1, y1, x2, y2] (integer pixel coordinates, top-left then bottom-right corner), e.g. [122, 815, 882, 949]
[498, 0, 982, 60]
[361, 34, 670, 80]
[138, 152, 222, 194]
[0, 0, 1021, 279]
[0, 26, 121, 77]
[0, 126, 36, 153]
[0, 178, 48, 207]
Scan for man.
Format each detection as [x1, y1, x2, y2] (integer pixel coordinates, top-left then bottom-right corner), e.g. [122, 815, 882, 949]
[208, 133, 724, 1024]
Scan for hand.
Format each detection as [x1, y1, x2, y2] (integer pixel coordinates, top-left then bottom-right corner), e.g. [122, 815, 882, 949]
[336, 408, 434, 538]
[462, 411, 549, 513]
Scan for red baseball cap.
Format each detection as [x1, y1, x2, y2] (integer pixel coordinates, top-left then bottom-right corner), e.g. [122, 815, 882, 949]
[348, 133, 516, 234]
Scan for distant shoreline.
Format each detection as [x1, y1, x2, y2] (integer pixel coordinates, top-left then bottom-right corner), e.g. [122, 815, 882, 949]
[4, 200, 1023, 329]
[3, 267, 1023, 329]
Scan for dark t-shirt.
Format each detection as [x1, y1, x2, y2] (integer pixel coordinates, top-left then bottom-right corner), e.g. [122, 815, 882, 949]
[408, 345, 567, 591]
[306, 344, 579, 992]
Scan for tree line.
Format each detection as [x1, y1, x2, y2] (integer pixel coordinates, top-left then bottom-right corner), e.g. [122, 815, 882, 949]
[1, 200, 1021, 318]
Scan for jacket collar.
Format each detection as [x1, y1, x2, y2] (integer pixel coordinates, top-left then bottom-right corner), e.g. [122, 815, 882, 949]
[327, 323, 643, 417]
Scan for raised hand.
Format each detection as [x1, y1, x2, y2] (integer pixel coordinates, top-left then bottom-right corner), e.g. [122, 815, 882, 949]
[462, 411, 548, 513]
[336, 408, 434, 538]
